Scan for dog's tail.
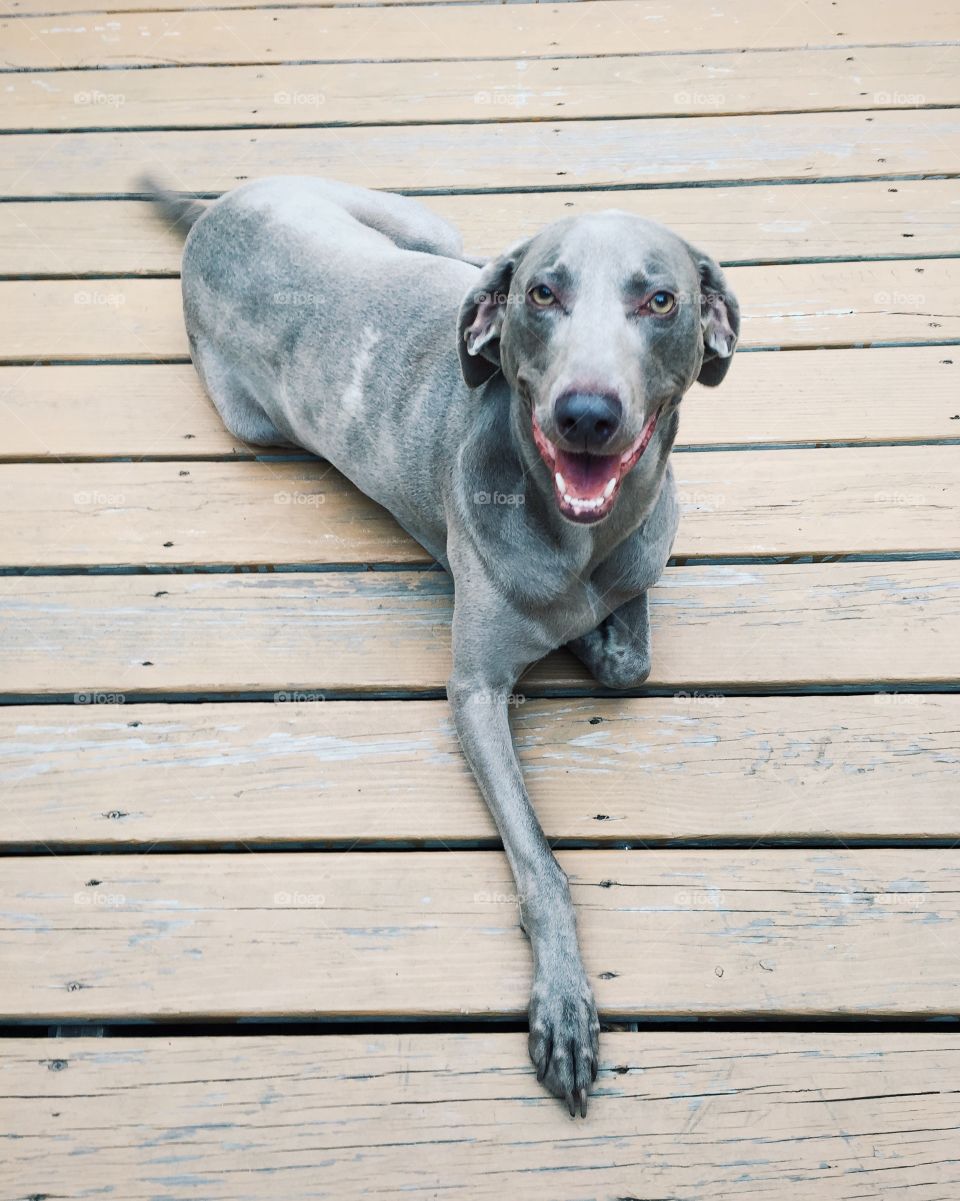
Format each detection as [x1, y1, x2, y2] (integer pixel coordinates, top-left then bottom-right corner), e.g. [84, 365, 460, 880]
[138, 173, 207, 238]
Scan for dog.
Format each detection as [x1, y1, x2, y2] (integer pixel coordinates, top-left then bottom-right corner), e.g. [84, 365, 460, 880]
[144, 174, 739, 1115]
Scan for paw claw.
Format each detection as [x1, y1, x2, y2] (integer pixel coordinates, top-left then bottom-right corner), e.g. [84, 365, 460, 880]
[528, 974, 600, 1115]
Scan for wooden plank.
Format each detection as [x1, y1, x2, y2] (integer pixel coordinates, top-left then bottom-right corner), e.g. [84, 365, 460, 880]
[3, 349, 956, 459]
[2, 696, 957, 847]
[7, 46, 959, 131]
[5, 1, 957, 70]
[12, 0, 448, 10]
[0, 563, 956, 695]
[4, 110, 959, 197]
[3, 1034, 960, 1201]
[5, 260, 958, 361]
[1, 447, 957, 567]
[4, 181, 960, 276]
[2, 848, 960, 1018]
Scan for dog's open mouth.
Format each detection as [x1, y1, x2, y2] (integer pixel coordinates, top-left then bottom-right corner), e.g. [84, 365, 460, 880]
[532, 408, 661, 524]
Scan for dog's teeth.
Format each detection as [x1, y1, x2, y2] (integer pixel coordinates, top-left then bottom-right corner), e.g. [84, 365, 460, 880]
[564, 492, 603, 512]
[555, 473, 566, 493]
[603, 477, 617, 498]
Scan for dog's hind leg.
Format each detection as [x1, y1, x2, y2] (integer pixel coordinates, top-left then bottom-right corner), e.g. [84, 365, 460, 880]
[189, 336, 293, 448]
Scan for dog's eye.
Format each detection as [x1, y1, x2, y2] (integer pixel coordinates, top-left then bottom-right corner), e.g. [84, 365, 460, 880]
[648, 291, 676, 315]
[528, 284, 556, 307]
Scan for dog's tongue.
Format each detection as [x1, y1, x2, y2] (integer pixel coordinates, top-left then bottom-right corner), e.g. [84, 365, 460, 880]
[555, 449, 619, 501]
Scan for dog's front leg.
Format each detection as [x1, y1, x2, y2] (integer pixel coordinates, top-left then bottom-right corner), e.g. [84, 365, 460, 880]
[448, 634, 599, 1116]
[568, 591, 652, 690]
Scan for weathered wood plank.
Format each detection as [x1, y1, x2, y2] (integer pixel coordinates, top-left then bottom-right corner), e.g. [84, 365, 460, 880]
[5, 260, 957, 361]
[3, 349, 955, 459]
[2, 849, 960, 1018]
[7, 46, 958, 131]
[2, 696, 957, 847]
[3, 1033, 960, 1200]
[5, 1, 956, 69]
[0, 563, 956, 695]
[4, 181, 960, 277]
[1, 447, 956, 567]
[4, 110, 959, 197]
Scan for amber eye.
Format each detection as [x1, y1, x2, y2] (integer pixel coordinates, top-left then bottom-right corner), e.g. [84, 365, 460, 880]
[529, 284, 556, 307]
[648, 291, 676, 315]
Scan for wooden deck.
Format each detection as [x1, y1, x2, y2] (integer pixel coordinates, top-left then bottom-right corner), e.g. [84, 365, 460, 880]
[1, 0, 959, 1195]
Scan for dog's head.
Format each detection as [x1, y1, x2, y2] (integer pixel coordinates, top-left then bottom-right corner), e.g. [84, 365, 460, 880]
[457, 212, 738, 524]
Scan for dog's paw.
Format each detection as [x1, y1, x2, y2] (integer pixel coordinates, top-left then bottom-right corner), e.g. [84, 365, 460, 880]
[528, 972, 600, 1117]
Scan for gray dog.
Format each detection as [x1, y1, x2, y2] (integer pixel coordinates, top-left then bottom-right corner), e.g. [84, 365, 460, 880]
[145, 175, 739, 1116]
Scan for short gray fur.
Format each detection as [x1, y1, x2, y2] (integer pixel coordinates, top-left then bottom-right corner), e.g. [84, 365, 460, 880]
[142, 174, 739, 1117]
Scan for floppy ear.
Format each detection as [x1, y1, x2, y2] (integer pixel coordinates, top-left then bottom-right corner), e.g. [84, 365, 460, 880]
[456, 239, 528, 388]
[692, 251, 739, 387]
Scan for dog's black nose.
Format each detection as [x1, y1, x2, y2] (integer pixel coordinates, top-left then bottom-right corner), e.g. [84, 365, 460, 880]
[554, 391, 622, 450]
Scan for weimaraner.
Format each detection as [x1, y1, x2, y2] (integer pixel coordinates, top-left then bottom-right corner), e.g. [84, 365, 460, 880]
[144, 175, 739, 1115]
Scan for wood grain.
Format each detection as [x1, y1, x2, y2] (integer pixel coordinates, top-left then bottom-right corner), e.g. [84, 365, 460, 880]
[2, 848, 960, 1018]
[3, 348, 956, 459]
[5, 259, 957, 361]
[5, 180, 957, 276]
[3, 1033, 960, 1199]
[1, 446, 956, 567]
[0, 562, 956, 695]
[7, 45, 958, 130]
[4, 109, 959, 197]
[2, 695, 957, 847]
[5, 0, 957, 69]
